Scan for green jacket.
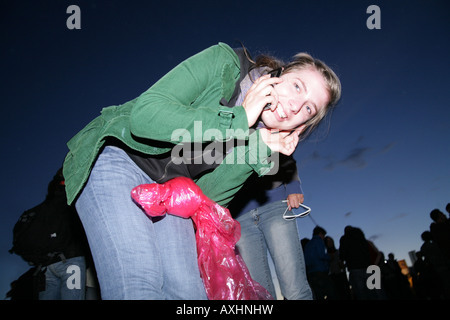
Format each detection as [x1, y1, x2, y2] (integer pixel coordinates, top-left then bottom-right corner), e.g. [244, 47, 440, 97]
[63, 42, 273, 206]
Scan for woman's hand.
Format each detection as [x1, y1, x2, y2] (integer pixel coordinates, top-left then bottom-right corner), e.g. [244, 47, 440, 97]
[287, 193, 305, 209]
[259, 127, 302, 156]
[242, 74, 282, 127]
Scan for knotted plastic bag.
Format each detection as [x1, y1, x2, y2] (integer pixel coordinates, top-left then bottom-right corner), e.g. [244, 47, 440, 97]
[131, 176, 273, 300]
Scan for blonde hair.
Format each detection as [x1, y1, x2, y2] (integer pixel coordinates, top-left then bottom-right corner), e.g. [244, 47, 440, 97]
[246, 48, 342, 139]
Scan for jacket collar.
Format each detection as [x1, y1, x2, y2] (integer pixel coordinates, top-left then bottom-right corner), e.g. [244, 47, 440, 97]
[220, 47, 254, 108]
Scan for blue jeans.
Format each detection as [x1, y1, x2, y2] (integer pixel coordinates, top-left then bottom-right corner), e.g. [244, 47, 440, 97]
[235, 200, 313, 300]
[39, 256, 86, 300]
[75, 146, 207, 300]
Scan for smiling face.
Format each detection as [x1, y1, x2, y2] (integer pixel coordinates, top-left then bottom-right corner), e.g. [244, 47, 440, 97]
[260, 67, 331, 131]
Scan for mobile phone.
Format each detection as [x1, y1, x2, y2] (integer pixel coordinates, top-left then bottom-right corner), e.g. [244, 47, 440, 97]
[263, 67, 283, 110]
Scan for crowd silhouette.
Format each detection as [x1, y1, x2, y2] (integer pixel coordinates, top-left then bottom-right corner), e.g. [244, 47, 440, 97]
[301, 203, 450, 300]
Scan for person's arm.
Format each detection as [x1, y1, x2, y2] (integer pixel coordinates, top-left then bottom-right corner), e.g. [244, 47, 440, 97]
[283, 156, 304, 208]
[129, 43, 248, 144]
[196, 130, 274, 206]
[284, 159, 302, 193]
[129, 42, 299, 156]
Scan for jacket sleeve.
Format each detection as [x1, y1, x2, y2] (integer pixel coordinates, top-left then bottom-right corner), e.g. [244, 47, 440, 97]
[129, 43, 249, 144]
[284, 158, 303, 195]
[196, 130, 274, 206]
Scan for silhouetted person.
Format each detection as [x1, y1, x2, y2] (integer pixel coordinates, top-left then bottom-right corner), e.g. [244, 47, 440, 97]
[430, 209, 450, 261]
[339, 226, 372, 299]
[325, 236, 351, 299]
[386, 253, 402, 275]
[301, 238, 310, 251]
[38, 169, 90, 299]
[421, 231, 450, 299]
[304, 226, 337, 300]
[9, 168, 91, 300]
[412, 251, 441, 299]
[367, 240, 387, 299]
[383, 253, 413, 299]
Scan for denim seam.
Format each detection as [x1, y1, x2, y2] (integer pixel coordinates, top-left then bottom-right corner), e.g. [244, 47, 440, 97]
[87, 166, 129, 298]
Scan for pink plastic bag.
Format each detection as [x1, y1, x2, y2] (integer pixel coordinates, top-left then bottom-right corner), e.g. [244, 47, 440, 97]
[131, 177, 273, 300]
